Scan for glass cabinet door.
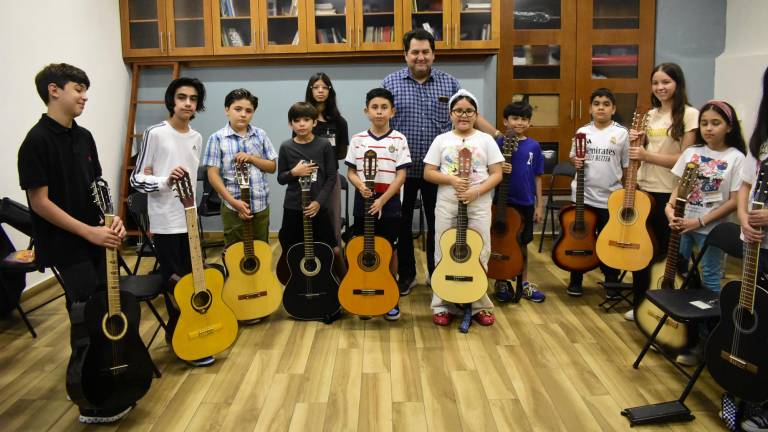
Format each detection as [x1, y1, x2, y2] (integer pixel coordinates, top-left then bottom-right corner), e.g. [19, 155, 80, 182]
[307, 0, 354, 52]
[260, 0, 308, 52]
[453, 0, 499, 49]
[213, 0, 257, 54]
[356, 0, 402, 50]
[121, 0, 166, 57]
[403, 0, 449, 50]
[166, 0, 213, 55]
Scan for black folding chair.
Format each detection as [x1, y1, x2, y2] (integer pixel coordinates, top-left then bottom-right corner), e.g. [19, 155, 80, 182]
[126, 192, 159, 275]
[622, 222, 742, 426]
[197, 166, 224, 259]
[339, 174, 351, 243]
[538, 162, 576, 252]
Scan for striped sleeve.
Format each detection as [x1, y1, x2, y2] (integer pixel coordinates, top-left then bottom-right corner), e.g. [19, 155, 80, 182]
[130, 124, 170, 193]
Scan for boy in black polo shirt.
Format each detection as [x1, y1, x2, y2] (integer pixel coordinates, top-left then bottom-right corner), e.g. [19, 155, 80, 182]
[17, 63, 130, 424]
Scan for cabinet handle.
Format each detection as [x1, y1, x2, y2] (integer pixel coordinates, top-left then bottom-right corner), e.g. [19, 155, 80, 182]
[261, 29, 265, 50]
[570, 99, 574, 120]
[159, 32, 164, 53]
[255, 31, 258, 49]
[167, 32, 172, 51]
[358, 27, 362, 48]
[454, 24, 458, 46]
[444, 25, 448, 44]
[579, 99, 582, 119]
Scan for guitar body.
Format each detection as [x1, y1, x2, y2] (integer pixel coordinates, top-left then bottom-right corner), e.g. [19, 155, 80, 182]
[432, 227, 488, 304]
[596, 188, 654, 271]
[66, 290, 153, 410]
[339, 236, 399, 316]
[276, 250, 290, 286]
[706, 280, 768, 402]
[487, 205, 524, 280]
[634, 260, 689, 352]
[283, 241, 341, 320]
[171, 268, 239, 361]
[552, 204, 600, 272]
[222, 240, 282, 321]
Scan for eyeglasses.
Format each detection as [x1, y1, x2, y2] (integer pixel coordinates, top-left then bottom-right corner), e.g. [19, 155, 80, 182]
[310, 85, 331, 91]
[451, 108, 476, 117]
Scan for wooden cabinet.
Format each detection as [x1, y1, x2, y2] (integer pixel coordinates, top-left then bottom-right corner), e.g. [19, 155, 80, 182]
[212, 0, 308, 54]
[496, 0, 655, 179]
[404, 0, 500, 50]
[120, 0, 214, 57]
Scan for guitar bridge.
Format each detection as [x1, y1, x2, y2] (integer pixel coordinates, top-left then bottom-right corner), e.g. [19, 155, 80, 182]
[490, 252, 509, 261]
[446, 275, 473, 282]
[721, 351, 759, 374]
[565, 250, 594, 256]
[300, 292, 326, 298]
[352, 289, 385, 296]
[608, 240, 640, 249]
[238, 291, 268, 300]
[188, 323, 223, 338]
[101, 364, 129, 375]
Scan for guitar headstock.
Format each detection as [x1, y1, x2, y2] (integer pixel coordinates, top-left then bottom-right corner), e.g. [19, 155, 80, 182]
[574, 133, 587, 159]
[630, 107, 650, 146]
[753, 160, 768, 206]
[234, 161, 250, 188]
[363, 150, 377, 183]
[502, 131, 519, 159]
[458, 147, 472, 179]
[298, 175, 313, 192]
[677, 162, 699, 199]
[91, 177, 113, 216]
[172, 170, 195, 209]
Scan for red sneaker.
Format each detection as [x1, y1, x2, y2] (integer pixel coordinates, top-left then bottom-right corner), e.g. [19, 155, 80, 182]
[432, 312, 453, 326]
[472, 310, 495, 326]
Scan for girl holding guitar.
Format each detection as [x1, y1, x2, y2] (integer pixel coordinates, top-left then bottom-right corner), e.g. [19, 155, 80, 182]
[564, 88, 628, 297]
[424, 89, 504, 326]
[666, 100, 745, 366]
[627, 63, 699, 321]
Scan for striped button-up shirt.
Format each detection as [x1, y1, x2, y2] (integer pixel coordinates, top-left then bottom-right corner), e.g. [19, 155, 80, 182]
[382, 67, 460, 178]
[201, 123, 278, 213]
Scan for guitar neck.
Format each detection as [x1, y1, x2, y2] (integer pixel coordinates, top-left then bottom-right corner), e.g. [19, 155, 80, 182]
[623, 139, 641, 208]
[363, 180, 375, 254]
[302, 187, 315, 259]
[662, 197, 687, 283]
[184, 207, 207, 294]
[495, 164, 510, 220]
[240, 186, 254, 257]
[104, 214, 121, 316]
[741, 201, 763, 312]
[457, 198, 468, 247]
[575, 165, 585, 226]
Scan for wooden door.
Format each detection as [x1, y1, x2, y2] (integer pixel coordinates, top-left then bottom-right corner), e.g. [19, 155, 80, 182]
[451, 0, 499, 49]
[403, 0, 451, 50]
[212, 0, 259, 54]
[120, 0, 167, 57]
[259, 0, 308, 53]
[356, 0, 402, 51]
[166, 0, 214, 55]
[307, 0, 355, 52]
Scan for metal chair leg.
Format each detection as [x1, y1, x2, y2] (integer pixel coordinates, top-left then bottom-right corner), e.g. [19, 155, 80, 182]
[16, 304, 36, 338]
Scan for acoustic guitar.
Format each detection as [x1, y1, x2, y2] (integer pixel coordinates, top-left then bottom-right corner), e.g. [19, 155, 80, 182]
[635, 162, 698, 352]
[705, 160, 768, 402]
[222, 162, 282, 321]
[552, 132, 600, 272]
[282, 175, 341, 321]
[66, 178, 153, 410]
[487, 132, 524, 281]
[338, 150, 399, 316]
[596, 109, 654, 271]
[431, 147, 488, 304]
[170, 172, 239, 361]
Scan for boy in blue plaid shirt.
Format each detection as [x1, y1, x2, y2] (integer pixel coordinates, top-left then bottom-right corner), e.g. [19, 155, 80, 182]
[202, 89, 277, 246]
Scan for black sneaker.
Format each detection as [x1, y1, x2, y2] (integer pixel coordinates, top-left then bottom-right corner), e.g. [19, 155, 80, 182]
[566, 283, 583, 297]
[494, 280, 513, 302]
[398, 277, 416, 296]
[605, 289, 622, 300]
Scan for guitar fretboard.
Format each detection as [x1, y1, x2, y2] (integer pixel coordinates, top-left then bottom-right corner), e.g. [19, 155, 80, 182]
[184, 207, 206, 295]
[741, 201, 762, 313]
[301, 184, 315, 260]
[240, 185, 255, 258]
[104, 214, 121, 316]
[363, 180, 375, 254]
[662, 197, 687, 283]
[456, 200, 468, 248]
[495, 160, 510, 222]
[574, 164, 586, 230]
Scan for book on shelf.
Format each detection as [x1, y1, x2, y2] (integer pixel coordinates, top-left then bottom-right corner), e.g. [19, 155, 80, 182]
[464, 2, 491, 11]
[289, 0, 299, 16]
[220, 0, 237, 17]
[421, 21, 442, 40]
[292, 30, 300, 45]
[221, 27, 245, 47]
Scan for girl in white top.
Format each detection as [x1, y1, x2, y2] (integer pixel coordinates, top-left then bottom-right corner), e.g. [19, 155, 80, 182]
[667, 100, 746, 292]
[423, 89, 504, 326]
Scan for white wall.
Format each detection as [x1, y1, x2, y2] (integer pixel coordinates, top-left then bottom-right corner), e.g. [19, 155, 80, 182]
[0, 1, 130, 285]
[714, 0, 768, 139]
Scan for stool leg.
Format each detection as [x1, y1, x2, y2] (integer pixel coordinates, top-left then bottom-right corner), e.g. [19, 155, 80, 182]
[634, 314, 668, 368]
[16, 305, 37, 338]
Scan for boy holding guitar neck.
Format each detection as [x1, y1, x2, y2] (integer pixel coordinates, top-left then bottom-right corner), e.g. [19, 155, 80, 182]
[566, 88, 628, 297]
[344, 88, 411, 320]
[18, 63, 130, 423]
[129, 77, 214, 367]
[493, 101, 546, 303]
[202, 88, 277, 248]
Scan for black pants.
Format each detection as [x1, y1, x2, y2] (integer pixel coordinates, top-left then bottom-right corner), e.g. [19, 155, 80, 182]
[397, 177, 437, 281]
[153, 233, 191, 341]
[569, 205, 621, 285]
[632, 191, 670, 302]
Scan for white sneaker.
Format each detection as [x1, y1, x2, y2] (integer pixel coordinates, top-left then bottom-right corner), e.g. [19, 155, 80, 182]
[675, 351, 701, 366]
[624, 309, 635, 321]
[79, 405, 133, 424]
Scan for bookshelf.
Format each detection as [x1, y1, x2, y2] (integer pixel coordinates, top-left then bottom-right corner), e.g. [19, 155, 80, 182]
[403, 0, 500, 50]
[121, 0, 213, 57]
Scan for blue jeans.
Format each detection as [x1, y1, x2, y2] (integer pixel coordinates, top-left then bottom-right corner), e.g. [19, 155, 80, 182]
[678, 231, 723, 292]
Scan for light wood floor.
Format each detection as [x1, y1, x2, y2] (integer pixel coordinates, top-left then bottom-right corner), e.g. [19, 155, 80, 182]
[0, 236, 736, 431]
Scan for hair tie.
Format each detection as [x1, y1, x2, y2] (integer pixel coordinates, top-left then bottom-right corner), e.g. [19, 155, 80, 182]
[705, 99, 734, 124]
[449, 89, 479, 110]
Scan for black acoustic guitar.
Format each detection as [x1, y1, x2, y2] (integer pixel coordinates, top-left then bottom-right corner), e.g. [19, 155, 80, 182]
[282, 175, 341, 321]
[66, 178, 154, 410]
[705, 160, 768, 403]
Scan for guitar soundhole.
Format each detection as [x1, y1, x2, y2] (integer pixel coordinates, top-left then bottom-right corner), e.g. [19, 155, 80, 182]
[620, 207, 637, 224]
[191, 290, 212, 313]
[240, 256, 260, 275]
[569, 222, 587, 239]
[101, 312, 128, 341]
[733, 306, 759, 334]
[491, 220, 506, 234]
[300, 257, 321, 277]
[450, 244, 471, 263]
[358, 251, 379, 271]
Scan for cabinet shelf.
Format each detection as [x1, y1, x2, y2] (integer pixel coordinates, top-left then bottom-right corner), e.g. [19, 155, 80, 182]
[362, 12, 395, 16]
[267, 14, 299, 19]
[174, 17, 205, 21]
[220, 16, 251, 20]
[130, 19, 159, 23]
